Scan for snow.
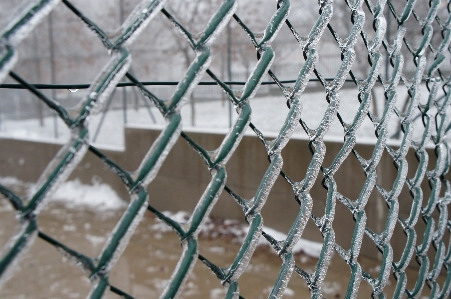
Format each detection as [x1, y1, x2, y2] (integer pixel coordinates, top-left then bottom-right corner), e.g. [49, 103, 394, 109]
[51, 179, 127, 211]
[0, 115, 69, 145]
[322, 281, 341, 295]
[210, 288, 226, 298]
[0, 177, 126, 211]
[284, 288, 295, 296]
[0, 87, 439, 150]
[208, 246, 225, 253]
[158, 211, 324, 258]
[257, 226, 323, 258]
[263, 286, 295, 296]
[62, 224, 77, 232]
[0, 176, 29, 187]
[85, 234, 106, 247]
[164, 211, 190, 223]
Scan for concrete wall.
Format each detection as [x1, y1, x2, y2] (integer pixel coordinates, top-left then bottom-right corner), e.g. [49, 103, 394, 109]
[0, 127, 446, 262]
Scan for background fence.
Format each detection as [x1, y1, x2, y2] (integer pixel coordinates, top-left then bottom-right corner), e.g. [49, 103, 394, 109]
[1, 0, 451, 298]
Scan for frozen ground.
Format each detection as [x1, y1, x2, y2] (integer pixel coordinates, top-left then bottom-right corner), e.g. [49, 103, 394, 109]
[0, 85, 439, 151]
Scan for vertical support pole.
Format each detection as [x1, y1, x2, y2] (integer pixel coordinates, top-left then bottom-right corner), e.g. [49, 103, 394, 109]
[93, 89, 117, 143]
[227, 21, 232, 128]
[33, 31, 44, 126]
[120, 0, 127, 125]
[123, 88, 127, 125]
[48, 12, 58, 138]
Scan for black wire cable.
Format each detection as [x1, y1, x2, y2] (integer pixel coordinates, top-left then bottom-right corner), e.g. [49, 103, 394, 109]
[0, 78, 359, 90]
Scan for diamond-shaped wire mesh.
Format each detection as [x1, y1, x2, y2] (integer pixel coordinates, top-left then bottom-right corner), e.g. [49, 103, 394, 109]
[0, 0, 451, 298]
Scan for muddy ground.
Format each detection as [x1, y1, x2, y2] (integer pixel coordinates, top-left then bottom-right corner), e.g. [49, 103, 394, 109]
[0, 183, 444, 299]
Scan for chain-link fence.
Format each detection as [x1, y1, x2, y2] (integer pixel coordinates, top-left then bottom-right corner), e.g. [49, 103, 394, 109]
[1, 0, 451, 298]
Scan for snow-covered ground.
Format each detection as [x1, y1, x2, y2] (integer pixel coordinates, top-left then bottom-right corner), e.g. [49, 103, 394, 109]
[0, 85, 440, 150]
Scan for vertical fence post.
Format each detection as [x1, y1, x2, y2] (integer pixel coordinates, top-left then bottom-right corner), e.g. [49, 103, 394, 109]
[48, 12, 58, 139]
[120, 0, 127, 126]
[227, 21, 232, 128]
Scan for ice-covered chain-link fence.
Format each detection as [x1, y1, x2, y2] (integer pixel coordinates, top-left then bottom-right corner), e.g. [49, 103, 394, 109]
[0, 0, 451, 298]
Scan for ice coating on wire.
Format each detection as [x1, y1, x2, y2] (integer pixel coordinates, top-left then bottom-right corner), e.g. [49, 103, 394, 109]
[0, 0, 451, 298]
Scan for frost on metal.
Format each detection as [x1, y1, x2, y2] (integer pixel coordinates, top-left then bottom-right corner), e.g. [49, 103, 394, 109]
[0, 0, 451, 298]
